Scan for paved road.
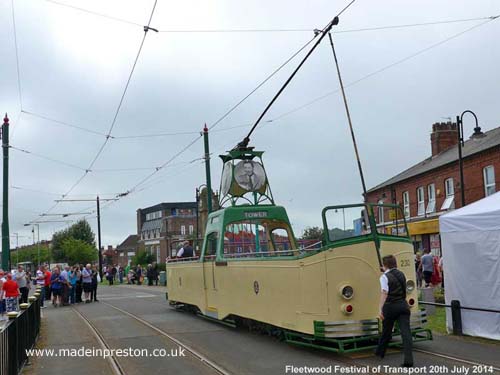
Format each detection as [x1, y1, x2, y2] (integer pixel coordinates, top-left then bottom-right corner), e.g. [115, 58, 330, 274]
[25, 284, 500, 375]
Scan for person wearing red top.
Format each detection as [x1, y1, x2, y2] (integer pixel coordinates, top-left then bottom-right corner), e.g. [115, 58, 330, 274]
[3, 274, 20, 312]
[44, 269, 52, 302]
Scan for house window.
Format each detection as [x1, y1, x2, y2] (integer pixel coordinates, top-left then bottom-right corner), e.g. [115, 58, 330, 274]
[417, 187, 425, 216]
[377, 200, 384, 224]
[441, 178, 455, 210]
[189, 225, 194, 235]
[426, 184, 436, 214]
[483, 166, 496, 196]
[181, 225, 186, 235]
[402, 191, 410, 218]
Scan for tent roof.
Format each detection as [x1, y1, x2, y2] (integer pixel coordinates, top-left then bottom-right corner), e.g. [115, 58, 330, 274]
[439, 191, 500, 233]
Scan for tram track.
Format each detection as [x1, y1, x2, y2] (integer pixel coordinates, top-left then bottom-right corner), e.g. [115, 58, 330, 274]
[86, 287, 500, 374]
[71, 301, 230, 375]
[72, 306, 127, 375]
[99, 298, 393, 375]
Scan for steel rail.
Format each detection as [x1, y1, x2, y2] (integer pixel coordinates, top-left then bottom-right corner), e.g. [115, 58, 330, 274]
[72, 307, 126, 375]
[99, 301, 231, 375]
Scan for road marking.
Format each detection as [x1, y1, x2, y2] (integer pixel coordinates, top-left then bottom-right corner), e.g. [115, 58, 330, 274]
[101, 301, 231, 375]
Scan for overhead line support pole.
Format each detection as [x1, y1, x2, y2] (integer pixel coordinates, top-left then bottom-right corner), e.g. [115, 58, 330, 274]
[1, 114, 10, 271]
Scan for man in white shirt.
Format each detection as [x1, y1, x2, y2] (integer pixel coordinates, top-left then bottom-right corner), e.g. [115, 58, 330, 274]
[375, 255, 413, 367]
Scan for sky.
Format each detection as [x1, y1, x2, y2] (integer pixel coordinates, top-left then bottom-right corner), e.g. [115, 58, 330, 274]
[0, 0, 499, 248]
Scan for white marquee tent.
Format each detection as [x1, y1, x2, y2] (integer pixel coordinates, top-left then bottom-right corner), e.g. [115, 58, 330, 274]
[439, 192, 500, 340]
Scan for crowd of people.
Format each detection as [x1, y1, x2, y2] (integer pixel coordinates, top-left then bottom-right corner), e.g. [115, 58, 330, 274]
[0, 263, 103, 320]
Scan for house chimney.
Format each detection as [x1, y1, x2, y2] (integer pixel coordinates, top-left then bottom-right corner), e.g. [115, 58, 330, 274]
[430, 121, 458, 157]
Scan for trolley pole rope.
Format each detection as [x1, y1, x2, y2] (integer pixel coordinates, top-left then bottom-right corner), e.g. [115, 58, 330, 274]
[327, 32, 383, 268]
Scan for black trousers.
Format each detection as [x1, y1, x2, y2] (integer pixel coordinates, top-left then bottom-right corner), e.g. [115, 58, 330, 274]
[19, 287, 29, 304]
[75, 282, 83, 303]
[91, 285, 98, 301]
[376, 300, 414, 365]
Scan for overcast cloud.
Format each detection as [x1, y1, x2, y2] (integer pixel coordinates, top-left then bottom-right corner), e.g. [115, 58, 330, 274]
[0, 0, 499, 247]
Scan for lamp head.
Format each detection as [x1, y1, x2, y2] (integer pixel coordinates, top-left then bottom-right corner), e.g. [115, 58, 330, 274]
[471, 126, 485, 140]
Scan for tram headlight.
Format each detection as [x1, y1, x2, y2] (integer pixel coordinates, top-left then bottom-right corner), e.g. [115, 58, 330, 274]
[406, 280, 415, 292]
[340, 285, 354, 300]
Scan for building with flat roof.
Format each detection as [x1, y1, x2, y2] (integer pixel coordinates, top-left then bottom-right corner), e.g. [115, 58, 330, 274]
[137, 202, 198, 262]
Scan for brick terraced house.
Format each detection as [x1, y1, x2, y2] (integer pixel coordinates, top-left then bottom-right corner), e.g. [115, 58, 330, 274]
[366, 121, 500, 254]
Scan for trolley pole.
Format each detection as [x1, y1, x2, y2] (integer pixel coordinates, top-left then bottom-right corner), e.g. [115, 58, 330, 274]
[203, 125, 213, 214]
[1, 114, 10, 271]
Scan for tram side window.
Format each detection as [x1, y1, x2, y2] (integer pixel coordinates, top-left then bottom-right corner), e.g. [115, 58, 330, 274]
[324, 206, 371, 242]
[271, 228, 292, 252]
[223, 221, 268, 256]
[205, 232, 219, 259]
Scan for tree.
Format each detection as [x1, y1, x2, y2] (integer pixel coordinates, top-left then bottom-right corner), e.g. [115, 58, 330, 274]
[69, 220, 95, 246]
[61, 238, 97, 265]
[51, 220, 96, 262]
[302, 226, 324, 240]
[13, 243, 50, 264]
[132, 250, 153, 266]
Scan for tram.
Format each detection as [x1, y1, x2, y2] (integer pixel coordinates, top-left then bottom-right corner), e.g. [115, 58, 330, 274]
[166, 14, 431, 353]
[166, 148, 432, 353]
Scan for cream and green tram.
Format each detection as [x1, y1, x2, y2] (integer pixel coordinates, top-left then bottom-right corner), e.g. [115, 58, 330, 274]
[166, 202, 431, 353]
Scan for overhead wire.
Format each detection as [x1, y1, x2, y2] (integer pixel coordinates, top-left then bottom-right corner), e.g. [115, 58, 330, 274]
[15, 15, 500, 140]
[267, 15, 500, 123]
[113, 21, 327, 196]
[33, 0, 159, 221]
[42, 0, 499, 35]
[45, 0, 143, 28]
[238, 0, 357, 147]
[10, 145, 88, 171]
[20, 1, 496, 239]
[11, 0, 22, 110]
[21, 110, 108, 137]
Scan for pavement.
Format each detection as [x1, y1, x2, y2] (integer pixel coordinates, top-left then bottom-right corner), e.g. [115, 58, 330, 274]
[22, 284, 500, 375]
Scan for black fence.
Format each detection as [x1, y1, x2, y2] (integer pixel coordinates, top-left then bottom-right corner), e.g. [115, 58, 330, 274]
[0, 296, 41, 375]
[420, 300, 500, 335]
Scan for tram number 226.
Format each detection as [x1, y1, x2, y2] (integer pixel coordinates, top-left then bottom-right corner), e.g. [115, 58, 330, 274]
[399, 259, 410, 267]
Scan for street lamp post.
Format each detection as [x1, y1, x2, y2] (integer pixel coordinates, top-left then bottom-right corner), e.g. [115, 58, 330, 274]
[24, 223, 40, 265]
[456, 110, 485, 207]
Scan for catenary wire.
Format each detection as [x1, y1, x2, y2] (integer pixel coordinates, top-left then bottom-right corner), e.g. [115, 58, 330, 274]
[16, 15, 500, 140]
[10, 145, 162, 173]
[21, 110, 109, 137]
[11, 0, 22, 110]
[42, 0, 499, 35]
[268, 16, 500, 123]
[87, 0, 158, 171]
[10, 145, 88, 171]
[34, 0, 159, 221]
[239, 0, 357, 146]
[45, 0, 143, 28]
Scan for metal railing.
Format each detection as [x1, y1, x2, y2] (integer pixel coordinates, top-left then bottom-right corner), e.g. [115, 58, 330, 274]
[419, 300, 500, 335]
[0, 296, 41, 375]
